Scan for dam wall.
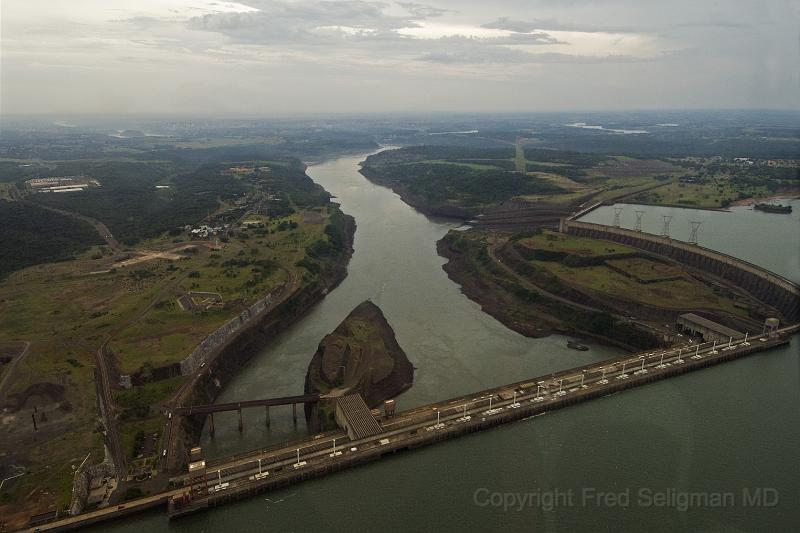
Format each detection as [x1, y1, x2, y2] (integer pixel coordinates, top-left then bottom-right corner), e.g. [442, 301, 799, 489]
[179, 285, 285, 376]
[560, 219, 800, 321]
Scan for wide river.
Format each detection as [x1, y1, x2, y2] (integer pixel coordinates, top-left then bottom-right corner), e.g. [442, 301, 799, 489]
[104, 154, 799, 532]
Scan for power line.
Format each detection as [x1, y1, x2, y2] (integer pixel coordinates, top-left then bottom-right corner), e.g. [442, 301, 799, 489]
[689, 220, 702, 245]
[634, 210, 645, 232]
[661, 215, 673, 238]
[613, 207, 623, 228]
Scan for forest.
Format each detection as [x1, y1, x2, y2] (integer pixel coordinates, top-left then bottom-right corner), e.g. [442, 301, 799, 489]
[0, 200, 102, 278]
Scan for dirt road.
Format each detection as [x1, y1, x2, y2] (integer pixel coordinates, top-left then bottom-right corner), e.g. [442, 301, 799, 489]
[0, 341, 31, 401]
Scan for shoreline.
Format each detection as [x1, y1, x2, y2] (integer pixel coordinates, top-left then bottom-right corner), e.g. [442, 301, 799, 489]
[357, 165, 477, 221]
[435, 237, 644, 353]
[613, 192, 800, 212]
[728, 192, 800, 207]
[166, 210, 357, 472]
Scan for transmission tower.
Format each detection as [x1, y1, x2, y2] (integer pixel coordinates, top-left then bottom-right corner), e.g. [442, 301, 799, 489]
[689, 220, 702, 245]
[612, 207, 623, 228]
[634, 210, 645, 232]
[661, 215, 673, 238]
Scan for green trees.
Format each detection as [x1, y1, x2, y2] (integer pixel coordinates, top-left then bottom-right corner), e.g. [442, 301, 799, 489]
[0, 201, 102, 278]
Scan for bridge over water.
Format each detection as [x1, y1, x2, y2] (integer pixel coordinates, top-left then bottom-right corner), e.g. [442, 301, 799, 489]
[174, 394, 321, 433]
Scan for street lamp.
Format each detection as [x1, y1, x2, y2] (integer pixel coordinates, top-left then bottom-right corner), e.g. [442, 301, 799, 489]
[330, 438, 341, 457]
[533, 384, 545, 402]
[635, 356, 647, 375]
[294, 448, 306, 468]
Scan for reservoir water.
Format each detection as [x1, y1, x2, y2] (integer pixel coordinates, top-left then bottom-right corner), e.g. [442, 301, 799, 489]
[102, 155, 799, 532]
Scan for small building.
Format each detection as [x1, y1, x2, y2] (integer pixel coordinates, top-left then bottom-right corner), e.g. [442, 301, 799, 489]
[190, 447, 203, 462]
[383, 399, 396, 418]
[677, 313, 743, 342]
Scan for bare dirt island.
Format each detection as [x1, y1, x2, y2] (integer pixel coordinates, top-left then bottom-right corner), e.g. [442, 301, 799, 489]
[304, 301, 413, 431]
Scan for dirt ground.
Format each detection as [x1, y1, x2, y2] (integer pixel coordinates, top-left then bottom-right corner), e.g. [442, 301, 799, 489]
[113, 242, 217, 268]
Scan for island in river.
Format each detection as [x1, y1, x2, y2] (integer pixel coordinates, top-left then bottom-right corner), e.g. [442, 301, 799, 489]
[304, 301, 413, 431]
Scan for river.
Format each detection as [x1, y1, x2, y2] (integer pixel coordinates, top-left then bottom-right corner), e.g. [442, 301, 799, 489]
[101, 156, 799, 532]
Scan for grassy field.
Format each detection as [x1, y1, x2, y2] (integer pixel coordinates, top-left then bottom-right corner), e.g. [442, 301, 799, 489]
[422, 159, 507, 171]
[513, 231, 747, 315]
[541, 262, 745, 315]
[517, 231, 636, 256]
[606, 257, 684, 282]
[109, 209, 326, 375]
[631, 178, 770, 208]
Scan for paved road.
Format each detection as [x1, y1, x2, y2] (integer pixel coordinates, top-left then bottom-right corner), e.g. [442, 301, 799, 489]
[94, 272, 191, 491]
[26, 201, 121, 251]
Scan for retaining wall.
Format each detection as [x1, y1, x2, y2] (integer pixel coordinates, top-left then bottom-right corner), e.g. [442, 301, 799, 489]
[179, 286, 284, 375]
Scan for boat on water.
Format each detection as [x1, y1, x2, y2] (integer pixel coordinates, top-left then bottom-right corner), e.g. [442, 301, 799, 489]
[567, 341, 589, 351]
[754, 203, 792, 214]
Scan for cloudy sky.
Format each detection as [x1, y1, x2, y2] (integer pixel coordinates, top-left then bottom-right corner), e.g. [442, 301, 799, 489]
[1, 0, 798, 115]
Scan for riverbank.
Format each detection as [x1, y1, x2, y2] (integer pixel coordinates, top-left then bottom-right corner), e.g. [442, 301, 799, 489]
[357, 165, 475, 220]
[436, 234, 653, 351]
[167, 212, 356, 471]
[728, 190, 800, 207]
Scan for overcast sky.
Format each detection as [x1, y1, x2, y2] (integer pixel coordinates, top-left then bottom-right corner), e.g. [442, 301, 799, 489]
[2, 0, 798, 115]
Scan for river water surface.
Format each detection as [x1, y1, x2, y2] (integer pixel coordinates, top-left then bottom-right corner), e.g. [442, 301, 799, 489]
[102, 155, 799, 532]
